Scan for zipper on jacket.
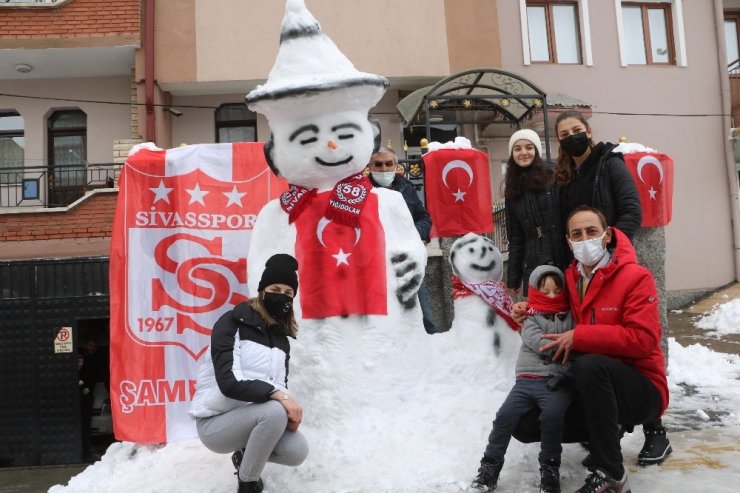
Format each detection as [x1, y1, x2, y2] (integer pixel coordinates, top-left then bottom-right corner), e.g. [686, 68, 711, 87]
[590, 308, 595, 324]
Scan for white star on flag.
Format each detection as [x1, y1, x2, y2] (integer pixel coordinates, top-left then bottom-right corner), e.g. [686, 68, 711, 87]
[223, 186, 247, 208]
[648, 186, 657, 200]
[453, 189, 467, 202]
[186, 183, 209, 205]
[150, 180, 173, 204]
[332, 248, 351, 266]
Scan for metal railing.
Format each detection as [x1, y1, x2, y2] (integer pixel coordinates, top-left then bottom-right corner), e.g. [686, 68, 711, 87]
[729, 57, 740, 75]
[488, 202, 508, 255]
[0, 163, 121, 208]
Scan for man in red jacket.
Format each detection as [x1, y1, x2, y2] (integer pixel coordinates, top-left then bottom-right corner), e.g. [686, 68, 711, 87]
[540, 205, 668, 493]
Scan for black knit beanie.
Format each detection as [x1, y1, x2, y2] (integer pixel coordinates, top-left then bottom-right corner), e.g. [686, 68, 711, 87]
[258, 254, 299, 292]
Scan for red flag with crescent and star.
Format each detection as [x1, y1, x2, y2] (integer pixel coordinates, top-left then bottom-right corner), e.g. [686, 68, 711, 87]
[293, 190, 387, 318]
[623, 152, 674, 227]
[423, 148, 494, 238]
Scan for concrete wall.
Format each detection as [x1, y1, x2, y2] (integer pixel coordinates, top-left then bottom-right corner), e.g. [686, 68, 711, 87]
[154, 0, 503, 89]
[495, 0, 735, 294]
[0, 76, 135, 164]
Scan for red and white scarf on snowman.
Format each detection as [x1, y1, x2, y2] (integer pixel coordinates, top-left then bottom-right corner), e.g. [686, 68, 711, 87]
[280, 172, 372, 227]
[451, 275, 520, 331]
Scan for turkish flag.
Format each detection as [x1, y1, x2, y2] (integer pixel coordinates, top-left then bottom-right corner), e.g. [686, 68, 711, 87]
[293, 190, 387, 318]
[423, 148, 494, 238]
[623, 152, 674, 227]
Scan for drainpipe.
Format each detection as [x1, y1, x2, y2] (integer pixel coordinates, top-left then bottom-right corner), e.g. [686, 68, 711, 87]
[714, 0, 740, 281]
[145, 0, 156, 143]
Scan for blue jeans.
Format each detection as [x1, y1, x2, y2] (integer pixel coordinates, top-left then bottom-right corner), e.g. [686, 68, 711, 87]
[417, 280, 437, 333]
[484, 378, 572, 463]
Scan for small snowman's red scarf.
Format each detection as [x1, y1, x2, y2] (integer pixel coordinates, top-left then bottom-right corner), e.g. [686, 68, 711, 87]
[452, 275, 520, 331]
[280, 172, 372, 227]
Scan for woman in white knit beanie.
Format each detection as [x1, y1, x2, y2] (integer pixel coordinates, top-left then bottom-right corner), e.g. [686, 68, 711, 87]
[503, 129, 566, 296]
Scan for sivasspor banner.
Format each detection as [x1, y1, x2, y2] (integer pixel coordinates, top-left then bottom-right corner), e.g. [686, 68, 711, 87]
[623, 152, 674, 227]
[109, 143, 287, 443]
[423, 148, 494, 238]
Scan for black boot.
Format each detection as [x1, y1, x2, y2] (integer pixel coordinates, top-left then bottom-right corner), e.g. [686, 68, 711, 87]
[470, 457, 504, 491]
[539, 458, 561, 493]
[638, 420, 672, 466]
[232, 448, 244, 472]
[237, 478, 263, 493]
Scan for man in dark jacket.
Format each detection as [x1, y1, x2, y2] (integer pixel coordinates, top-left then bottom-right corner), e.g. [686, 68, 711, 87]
[369, 147, 436, 333]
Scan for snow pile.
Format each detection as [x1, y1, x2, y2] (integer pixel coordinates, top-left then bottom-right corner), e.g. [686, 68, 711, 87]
[695, 299, 740, 336]
[426, 136, 473, 151]
[612, 142, 658, 154]
[49, 333, 740, 492]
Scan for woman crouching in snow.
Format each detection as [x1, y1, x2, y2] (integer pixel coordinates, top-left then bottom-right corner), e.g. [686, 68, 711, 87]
[189, 254, 308, 493]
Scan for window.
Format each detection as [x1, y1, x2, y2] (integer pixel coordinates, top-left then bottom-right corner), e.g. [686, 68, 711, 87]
[0, 112, 24, 185]
[215, 104, 257, 143]
[621, 2, 675, 65]
[525, 1, 582, 64]
[725, 12, 740, 70]
[48, 110, 87, 206]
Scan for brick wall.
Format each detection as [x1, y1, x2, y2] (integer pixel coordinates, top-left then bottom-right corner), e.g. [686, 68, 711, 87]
[0, 191, 117, 242]
[0, 0, 140, 40]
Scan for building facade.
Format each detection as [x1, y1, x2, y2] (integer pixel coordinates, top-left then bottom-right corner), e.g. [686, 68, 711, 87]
[1, 0, 740, 466]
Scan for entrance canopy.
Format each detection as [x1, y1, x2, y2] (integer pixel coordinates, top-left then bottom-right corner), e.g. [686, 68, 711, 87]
[397, 68, 552, 159]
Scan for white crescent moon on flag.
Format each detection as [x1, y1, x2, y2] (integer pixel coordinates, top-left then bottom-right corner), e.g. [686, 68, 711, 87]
[442, 160, 474, 188]
[636, 155, 664, 184]
[316, 217, 361, 248]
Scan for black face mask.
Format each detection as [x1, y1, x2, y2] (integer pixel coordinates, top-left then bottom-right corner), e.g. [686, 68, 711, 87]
[559, 132, 590, 157]
[263, 292, 293, 317]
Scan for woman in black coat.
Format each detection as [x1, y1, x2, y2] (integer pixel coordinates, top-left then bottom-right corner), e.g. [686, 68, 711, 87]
[504, 129, 566, 296]
[554, 110, 642, 264]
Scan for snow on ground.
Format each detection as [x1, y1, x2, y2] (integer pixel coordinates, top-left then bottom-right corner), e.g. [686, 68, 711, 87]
[695, 299, 740, 337]
[50, 331, 740, 492]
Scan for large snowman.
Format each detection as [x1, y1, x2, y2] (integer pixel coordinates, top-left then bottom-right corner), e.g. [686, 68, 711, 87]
[245, 0, 426, 400]
[244, 2, 516, 491]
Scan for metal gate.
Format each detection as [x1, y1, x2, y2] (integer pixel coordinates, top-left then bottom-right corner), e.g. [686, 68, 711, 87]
[0, 257, 110, 467]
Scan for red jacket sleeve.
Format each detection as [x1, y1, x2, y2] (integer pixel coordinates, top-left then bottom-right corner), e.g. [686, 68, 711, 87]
[572, 266, 660, 358]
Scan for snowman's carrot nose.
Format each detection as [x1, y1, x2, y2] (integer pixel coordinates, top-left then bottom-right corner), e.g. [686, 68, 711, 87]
[327, 140, 337, 150]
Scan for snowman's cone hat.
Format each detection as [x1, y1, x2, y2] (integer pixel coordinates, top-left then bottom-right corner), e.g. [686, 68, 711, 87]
[246, 0, 388, 115]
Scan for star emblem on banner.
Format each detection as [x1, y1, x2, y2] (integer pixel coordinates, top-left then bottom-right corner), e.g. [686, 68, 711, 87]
[223, 185, 247, 208]
[648, 186, 657, 200]
[186, 183, 209, 205]
[453, 189, 467, 202]
[332, 248, 351, 266]
[150, 180, 173, 204]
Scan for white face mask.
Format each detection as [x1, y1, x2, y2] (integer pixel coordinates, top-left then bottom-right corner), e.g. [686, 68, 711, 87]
[569, 232, 607, 266]
[371, 171, 396, 187]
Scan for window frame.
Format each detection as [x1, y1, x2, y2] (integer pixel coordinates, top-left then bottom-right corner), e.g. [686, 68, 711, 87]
[525, 0, 582, 64]
[621, 2, 676, 65]
[725, 11, 740, 69]
[0, 111, 25, 185]
[520, 0, 592, 66]
[215, 103, 257, 144]
[615, 0, 686, 67]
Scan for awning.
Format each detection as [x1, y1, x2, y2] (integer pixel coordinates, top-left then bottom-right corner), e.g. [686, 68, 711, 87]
[396, 68, 549, 127]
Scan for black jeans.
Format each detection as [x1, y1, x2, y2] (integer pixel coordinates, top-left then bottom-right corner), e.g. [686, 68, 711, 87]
[483, 378, 572, 463]
[512, 355, 661, 479]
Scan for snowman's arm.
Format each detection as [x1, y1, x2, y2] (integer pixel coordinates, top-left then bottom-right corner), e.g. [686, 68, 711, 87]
[376, 188, 428, 307]
[247, 199, 296, 296]
[521, 316, 555, 358]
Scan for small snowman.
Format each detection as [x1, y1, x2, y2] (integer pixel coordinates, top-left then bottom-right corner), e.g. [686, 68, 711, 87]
[449, 233, 521, 376]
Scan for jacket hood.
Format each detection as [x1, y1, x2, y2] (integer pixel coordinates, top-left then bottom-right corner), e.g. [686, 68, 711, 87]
[602, 227, 637, 274]
[528, 264, 565, 289]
